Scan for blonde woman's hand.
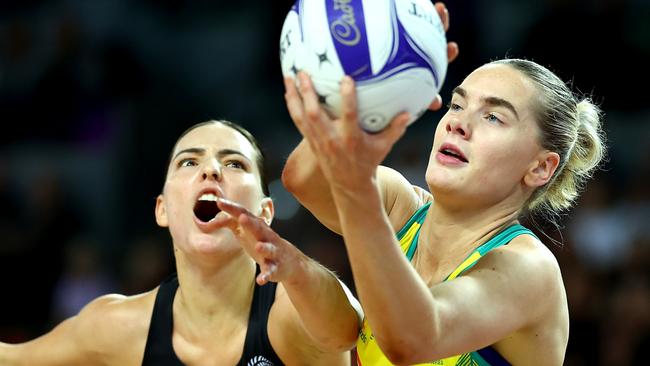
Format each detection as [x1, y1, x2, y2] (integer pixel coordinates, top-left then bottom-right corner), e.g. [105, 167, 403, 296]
[284, 72, 409, 193]
[429, 1, 459, 111]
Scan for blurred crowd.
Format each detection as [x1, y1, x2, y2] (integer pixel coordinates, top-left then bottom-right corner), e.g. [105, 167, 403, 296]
[0, 1, 648, 365]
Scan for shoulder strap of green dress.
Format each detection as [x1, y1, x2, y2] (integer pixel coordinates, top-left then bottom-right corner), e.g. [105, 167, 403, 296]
[444, 224, 537, 281]
[396, 202, 432, 260]
[396, 202, 432, 240]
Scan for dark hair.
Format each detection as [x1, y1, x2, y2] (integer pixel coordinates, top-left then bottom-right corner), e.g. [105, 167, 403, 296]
[170, 120, 270, 197]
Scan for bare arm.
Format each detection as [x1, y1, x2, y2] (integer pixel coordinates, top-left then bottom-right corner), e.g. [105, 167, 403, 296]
[0, 294, 148, 366]
[293, 68, 564, 364]
[283, 139, 422, 234]
[277, 255, 361, 352]
[0, 310, 103, 366]
[282, 138, 343, 233]
[331, 181, 561, 363]
[215, 199, 361, 353]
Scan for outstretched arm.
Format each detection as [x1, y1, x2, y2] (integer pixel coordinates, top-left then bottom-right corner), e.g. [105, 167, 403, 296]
[0, 341, 16, 365]
[281, 137, 343, 233]
[0, 317, 99, 366]
[215, 199, 362, 352]
[0, 294, 146, 366]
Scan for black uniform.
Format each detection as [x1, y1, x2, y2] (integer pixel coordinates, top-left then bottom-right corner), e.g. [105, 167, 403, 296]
[142, 270, 283, 366]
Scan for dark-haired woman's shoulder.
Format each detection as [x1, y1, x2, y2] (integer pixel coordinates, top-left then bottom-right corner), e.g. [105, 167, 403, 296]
[0, 288, 157, 366]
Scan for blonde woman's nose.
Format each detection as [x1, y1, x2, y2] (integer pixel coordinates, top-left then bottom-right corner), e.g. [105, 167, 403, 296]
[446, 117, 470, 139]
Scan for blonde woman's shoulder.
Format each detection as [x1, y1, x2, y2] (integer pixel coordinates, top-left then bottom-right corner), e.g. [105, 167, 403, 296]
[377, 165, 432, 232]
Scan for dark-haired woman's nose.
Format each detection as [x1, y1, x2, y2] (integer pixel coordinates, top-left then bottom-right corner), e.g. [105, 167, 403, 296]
[201, 160, 222, 181]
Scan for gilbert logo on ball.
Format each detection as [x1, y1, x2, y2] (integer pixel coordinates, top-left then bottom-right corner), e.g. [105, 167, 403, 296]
[280, 0, 447, 133]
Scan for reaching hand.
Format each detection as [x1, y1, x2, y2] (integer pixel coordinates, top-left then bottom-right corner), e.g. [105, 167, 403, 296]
[215, 198, 302, 285]
[429, 1, 459, 111]
[284, 72, 409, 192]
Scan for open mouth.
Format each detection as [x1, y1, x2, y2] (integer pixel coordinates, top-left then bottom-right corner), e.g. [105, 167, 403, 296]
[440, 147, 468, 163]
[193, 193, 221, 223]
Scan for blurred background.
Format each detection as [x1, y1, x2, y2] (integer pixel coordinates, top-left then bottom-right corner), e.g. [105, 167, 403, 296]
[0, 0, 648, 364]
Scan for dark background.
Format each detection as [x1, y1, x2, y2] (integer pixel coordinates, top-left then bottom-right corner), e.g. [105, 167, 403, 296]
[1, 1, 648, 364]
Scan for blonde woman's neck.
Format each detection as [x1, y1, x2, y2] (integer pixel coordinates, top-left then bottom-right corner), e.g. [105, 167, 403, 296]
[412, 198, 521, 284]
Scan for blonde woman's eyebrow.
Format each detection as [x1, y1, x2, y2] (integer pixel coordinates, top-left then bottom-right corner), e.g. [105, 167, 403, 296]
[452, 86, 520, 120]
[482, 96, 520, 120]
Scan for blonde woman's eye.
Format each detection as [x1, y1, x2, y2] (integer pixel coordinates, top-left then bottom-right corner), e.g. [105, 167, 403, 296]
[447, 102, 462, 111]
[486, 113, 503, 124]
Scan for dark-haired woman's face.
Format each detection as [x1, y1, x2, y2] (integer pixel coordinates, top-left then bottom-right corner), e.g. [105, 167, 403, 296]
[156, 124, 272, 256]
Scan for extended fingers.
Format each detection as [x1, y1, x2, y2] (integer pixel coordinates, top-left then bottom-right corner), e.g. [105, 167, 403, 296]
[297, 72, 335, 141]
[238, 212, 275, 242]
[298, 72, 320, 121]
[284, 77, 307, 133]
[257, 262, 277, 285]
[217, 198, 274, 243]
[434, 2, 459, 64]
[435, 2, 449, 31]
[429, 94, 443, 111]
[340, 76, 361, 138]
[256, 243, 278, 285]
[217, 198, 251, 218]
[256, 242, 277, 257]
[447, 41, 459, 63]
[208, 214, 239, 232]
[285, 76, 324, 152]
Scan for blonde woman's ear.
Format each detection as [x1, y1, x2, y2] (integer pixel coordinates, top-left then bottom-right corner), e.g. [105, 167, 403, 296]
[525, 151, 560, 188]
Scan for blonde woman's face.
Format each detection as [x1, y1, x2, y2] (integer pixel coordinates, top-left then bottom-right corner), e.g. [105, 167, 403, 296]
[425, 64, 546, 208]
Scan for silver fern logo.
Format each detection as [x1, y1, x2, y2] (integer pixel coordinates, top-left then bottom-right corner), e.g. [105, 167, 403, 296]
[247, 355, 274, 366]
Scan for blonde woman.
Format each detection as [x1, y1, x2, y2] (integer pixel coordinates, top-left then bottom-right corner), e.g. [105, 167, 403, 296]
[282, 58, 605, 365]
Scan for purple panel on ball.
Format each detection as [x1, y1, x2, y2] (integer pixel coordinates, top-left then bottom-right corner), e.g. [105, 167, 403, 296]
[294, 0, 304, 41]
[326, 0, 372, 78]
[357, 0, 438, 87]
